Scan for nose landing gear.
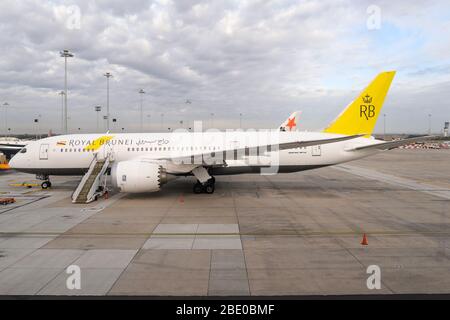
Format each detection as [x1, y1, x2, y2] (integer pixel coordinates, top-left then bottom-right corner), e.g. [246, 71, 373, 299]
[41, 181, 52, 189]
[36, 174, 51, 189]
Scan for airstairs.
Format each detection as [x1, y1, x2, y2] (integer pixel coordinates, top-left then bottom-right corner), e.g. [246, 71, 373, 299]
[72, 153, 111, 204]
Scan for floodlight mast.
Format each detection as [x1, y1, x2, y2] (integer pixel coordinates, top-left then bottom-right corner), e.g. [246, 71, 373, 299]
[60, 49, 74, 134]
[104, 72, 113, 131]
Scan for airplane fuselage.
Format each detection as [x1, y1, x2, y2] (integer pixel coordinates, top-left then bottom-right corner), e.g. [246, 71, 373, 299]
[10, 131, 381, 176]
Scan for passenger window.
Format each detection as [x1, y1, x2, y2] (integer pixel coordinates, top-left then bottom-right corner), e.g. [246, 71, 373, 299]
[122, 175, 126, 182]
[20, 148, 27, 153]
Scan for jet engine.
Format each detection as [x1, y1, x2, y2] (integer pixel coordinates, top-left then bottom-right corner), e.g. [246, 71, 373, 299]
[111, 161, 168, 193]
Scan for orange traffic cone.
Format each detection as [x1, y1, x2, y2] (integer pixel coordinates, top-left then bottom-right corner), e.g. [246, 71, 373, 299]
[361, 234, 368, 246]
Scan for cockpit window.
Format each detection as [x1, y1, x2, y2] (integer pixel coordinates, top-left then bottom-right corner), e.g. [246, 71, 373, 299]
[20, 148, 27, 153]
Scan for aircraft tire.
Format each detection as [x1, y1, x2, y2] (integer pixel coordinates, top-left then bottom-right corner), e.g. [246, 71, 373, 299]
[204, 183, 215, 194]
[193, 182, 203, 194]
[41, 181, 50, 189]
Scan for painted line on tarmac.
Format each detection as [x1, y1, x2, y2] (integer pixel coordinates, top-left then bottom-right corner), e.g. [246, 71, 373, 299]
[1, 230, 450, 237]
[0, 195, 50, 215]
[334, 164, 450, 200]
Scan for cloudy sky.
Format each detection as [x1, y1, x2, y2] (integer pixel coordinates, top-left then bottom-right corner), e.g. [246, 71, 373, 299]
[0, 0, 449, 134]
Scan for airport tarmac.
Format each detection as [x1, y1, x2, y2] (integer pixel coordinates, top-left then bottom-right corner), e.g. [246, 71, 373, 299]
[0, 149, 449, 295]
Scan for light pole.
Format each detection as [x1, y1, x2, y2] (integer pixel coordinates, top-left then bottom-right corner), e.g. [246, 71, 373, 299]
[38, 114, 42, 139]
[34, 118, 38, 140]
[146, 114, 151, 131]
[3, 102, 9, 137]
[34, 114, 41, 139]
[95, 105, 102, 132]
[103, 116, 108, 129]
[112, 118, 117, 132]
[59, 91, 65, 133]
[60, 49, 74, 134]
[139, 89, 145, 132]
[104, 72, 113, 131]
[103, 115, 108, 131]
[428, 114, 432, 135]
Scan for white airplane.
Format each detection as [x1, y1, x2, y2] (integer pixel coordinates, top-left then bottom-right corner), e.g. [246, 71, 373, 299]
[0, 137, 30, 159]
[279, 111, 301, 132]
[9, 71, 435, 202]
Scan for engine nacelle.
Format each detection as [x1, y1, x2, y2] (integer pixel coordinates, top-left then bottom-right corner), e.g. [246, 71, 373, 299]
[111, 161, 167, 193]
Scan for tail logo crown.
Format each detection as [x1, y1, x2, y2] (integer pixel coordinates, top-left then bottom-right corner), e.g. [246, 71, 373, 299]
[362, 94, 373, 104]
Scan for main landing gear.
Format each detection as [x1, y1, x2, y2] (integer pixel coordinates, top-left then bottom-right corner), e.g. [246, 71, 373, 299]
[36, 174, 51, 189]
[193, 177, 216, 194]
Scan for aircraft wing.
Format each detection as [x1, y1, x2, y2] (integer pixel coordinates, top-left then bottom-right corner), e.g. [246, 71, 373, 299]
[0, 143, 26, 159]
[0, 144, 25, 151]
[159, 134, 363, 164]
[349, 135, 439, 151]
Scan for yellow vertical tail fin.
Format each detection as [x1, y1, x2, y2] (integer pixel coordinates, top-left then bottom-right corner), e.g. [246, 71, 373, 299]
[323, 71, 396, 137]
